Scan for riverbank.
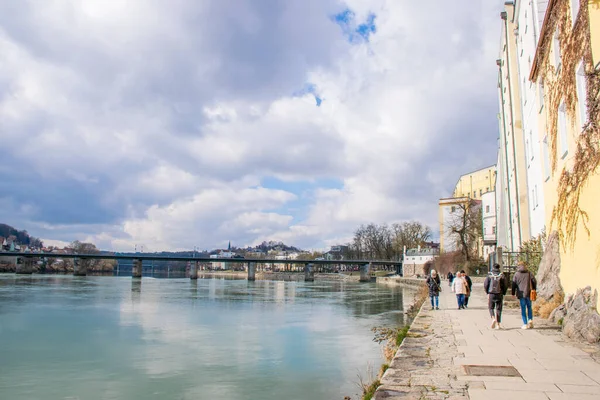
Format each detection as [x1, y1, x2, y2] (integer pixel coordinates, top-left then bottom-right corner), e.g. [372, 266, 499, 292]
[374, 284, 600, 399]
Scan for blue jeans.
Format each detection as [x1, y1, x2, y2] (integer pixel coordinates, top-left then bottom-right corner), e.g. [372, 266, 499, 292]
[519, 297, 533, 324]
[430, 295, 439, 308]
[456, 294, 465, 309]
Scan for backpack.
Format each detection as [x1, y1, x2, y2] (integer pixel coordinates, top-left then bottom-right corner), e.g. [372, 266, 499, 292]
[489, 274, 503, 294]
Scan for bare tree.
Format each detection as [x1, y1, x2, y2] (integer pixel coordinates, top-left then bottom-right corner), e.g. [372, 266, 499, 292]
[446, 200, 482, 261]
[392, 221, 432, 255]
[349, 221, 431, 260]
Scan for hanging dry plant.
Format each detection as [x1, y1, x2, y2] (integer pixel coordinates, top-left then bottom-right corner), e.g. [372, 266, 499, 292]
[535, 0, 600, 249]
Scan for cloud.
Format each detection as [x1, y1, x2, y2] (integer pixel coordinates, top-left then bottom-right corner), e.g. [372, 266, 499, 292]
[0, 0, 503, 251]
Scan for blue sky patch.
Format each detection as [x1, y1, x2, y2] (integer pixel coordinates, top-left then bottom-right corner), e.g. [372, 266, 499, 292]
[332, 9, 377, 43]
[259, 177, 344, 223]
[293, 82, 323, 107]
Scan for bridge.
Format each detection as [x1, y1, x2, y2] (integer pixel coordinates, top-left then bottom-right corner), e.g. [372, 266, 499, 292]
[0, 251, 402, 282]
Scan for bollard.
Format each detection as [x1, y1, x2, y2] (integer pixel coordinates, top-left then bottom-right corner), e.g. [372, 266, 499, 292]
[132, 259, 143, 278]
[15, 257, 34, 274]
[304, 263, 314, 282]
[73, 258, 88, 276]
[248, 262, 256, 281]
[359, 263, 371, 282]
[190, 261, 199, 280]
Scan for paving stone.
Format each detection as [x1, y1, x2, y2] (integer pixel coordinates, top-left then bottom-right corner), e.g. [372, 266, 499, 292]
[484, 380, 560, 392]
[557, 384, 600, 394]
[519, 369, 599, 385]
[468, 389, 550, 400]
[546, 393, 600, 400]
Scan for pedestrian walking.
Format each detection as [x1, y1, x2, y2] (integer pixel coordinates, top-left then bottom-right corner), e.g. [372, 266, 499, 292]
[447, 271, 454, 287]
[461, 270, 473, 308]
[452, 271, 468, 309]
[512, 261, 537, 329]
[426, 269, 441, 310]
[484, 264, 508, 329]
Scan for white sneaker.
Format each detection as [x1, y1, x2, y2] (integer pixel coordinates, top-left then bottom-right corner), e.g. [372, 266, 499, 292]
[491, 319, 497, 329]
[521, 324, 529, 330]
[528, 320, 534, 329]
[495, 323, 502, 330]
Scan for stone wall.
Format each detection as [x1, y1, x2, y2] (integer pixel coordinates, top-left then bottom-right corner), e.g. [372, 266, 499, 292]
[536, 231, 564, 301]
[550, 286, 600, 344]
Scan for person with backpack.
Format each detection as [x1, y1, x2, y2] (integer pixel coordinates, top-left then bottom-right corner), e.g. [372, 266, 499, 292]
[512, 261, 537, 329]
[460, 270, 472, 308]
[426, 269, 441, 310]
[452, 271, 468, 309]
[484, 264, 507, 329]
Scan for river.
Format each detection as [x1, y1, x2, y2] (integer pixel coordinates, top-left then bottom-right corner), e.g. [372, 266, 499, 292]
[0, 275, 418, 400]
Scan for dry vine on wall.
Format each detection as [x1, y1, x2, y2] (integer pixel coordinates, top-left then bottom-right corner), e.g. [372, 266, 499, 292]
[538, 0, 600, 249]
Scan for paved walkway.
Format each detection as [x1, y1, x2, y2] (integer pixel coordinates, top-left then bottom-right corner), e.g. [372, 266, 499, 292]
[376, 282, 600, 399]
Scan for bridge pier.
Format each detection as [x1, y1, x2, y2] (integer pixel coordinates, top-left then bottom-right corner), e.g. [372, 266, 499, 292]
[359, 262, 371, 282]
[132, 259, 143, 278]
[15, 257, 34, 274]
[304, 263, 314, 282]
[190, 261, 198, 280]
[248, 262, 256, 281]
[73, 258, 88, 276]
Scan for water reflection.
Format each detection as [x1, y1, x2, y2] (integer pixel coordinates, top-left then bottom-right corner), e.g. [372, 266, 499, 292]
[0, 275, 418, 400]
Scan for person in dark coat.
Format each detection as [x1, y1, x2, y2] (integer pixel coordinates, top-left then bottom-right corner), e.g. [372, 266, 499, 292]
[426, 269, 441, 310]
[512, 261, 537, 329]
[484, 264, 508, 329]
[447, 271, 454, 287]
[460, 270, 473, 308]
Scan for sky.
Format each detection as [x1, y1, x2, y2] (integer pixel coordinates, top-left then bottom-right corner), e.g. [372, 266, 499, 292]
[0, 0, 504, 252]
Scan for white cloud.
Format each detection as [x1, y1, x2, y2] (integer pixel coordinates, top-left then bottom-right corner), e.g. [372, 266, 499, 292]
[0, 0, 503, 251]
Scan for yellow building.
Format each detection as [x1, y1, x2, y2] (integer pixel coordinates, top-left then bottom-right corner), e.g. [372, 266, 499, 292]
[530, 0, 600, 306]
[452, 165, 497, 200]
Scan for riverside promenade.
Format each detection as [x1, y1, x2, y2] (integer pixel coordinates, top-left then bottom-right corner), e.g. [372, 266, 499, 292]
[375, 282, 600, 399]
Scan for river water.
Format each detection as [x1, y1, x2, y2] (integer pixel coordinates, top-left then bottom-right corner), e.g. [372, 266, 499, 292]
[0, 275, 417, 400]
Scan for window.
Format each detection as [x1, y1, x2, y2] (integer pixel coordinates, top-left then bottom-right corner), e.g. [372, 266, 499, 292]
[553, 31, 561, 72]
[486, 205, 490, 213]
[543, 136, 551, 181]
[539, 80, 545, 111]
[473, 191, 476, 198]
[558, 101, 568, 159]
[492, 226, 496, 235]
[576, 61, 587, 131]
[529, 130, 534, 160]
[479, 189, 483, 197]
[571, 0, 580, 27]
[486, 187, 489, 192]
[451, 206, 456, 213]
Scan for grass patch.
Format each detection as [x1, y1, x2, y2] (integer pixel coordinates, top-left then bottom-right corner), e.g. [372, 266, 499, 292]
[533, 291, 564, 319]
[361, 379, 380, 400]
[395, 325, 410, 346]
[379, 363, 389, 376]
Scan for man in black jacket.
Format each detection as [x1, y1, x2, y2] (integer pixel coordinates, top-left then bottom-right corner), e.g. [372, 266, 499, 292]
[460, 270, 473, 308]
[484, 264, 508, 329]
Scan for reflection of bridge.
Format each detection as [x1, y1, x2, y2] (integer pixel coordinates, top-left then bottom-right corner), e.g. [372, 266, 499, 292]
[0, 252, 401, 282]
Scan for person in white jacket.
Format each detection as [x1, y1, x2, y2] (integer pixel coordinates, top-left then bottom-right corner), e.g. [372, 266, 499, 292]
[452, 271, 468, 310]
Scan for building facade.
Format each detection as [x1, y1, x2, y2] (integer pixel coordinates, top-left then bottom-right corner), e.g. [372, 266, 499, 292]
[481, 191, 497, 260]
[452, 165, 497, 200]
[496, 2, 533, 252]
[529, 0, 600, 306]
[514, 0, 549, 239]
[402, 247, 439, 277]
